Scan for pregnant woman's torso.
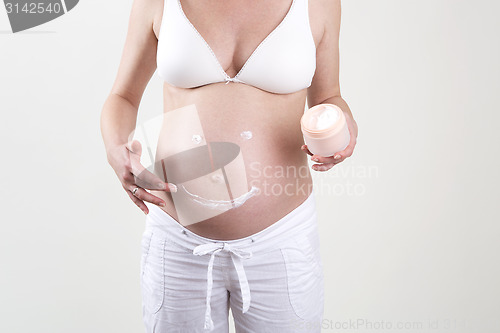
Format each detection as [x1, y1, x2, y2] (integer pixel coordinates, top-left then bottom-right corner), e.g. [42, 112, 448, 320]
[149, 0, 323, 240]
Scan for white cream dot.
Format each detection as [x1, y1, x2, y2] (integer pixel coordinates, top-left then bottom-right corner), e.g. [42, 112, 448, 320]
[211, 174, 224, 183]
[192, 134, 202, 144]
[240, 131, 253, 140]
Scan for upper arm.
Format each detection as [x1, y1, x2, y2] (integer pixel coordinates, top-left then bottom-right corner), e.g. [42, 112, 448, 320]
[109, 0, 160, 109]
[307, 0, 341, 108]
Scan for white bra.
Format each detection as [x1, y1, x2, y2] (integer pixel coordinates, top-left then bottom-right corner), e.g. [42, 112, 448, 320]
[156, 0, 316, 94]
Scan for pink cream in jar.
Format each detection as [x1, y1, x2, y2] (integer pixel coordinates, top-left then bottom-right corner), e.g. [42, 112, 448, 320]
[300, 103, 350, 157]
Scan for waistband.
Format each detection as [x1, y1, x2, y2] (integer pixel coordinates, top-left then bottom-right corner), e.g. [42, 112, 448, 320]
[144, 192, 317, 254]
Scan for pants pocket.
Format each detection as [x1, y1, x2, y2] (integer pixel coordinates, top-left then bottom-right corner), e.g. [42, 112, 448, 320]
[140, 229, 154, 278]
[141, 232, 167, 315]
[280, 233, 324, 323]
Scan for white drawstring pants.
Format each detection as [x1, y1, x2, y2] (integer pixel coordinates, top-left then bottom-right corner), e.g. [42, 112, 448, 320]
[140, 192, 324, 332]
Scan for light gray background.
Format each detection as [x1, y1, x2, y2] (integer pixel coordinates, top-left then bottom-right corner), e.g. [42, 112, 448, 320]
[1, 0, 498, 332]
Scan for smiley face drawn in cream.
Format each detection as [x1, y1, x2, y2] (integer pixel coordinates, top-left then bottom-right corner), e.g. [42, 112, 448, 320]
[131, 104, 261, 227]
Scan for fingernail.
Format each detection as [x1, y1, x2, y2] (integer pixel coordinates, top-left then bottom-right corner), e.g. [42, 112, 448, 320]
[159, 202, 166, 207]
[157, 182, 166, 189]
[168, 183, 177, 192]
[143, 209, 148, 215]
[334, 154, 341, 160]
[312, 157, 319, 162]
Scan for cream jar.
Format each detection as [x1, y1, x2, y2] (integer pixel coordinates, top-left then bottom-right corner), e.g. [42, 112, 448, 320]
[300, 103, 350, 157]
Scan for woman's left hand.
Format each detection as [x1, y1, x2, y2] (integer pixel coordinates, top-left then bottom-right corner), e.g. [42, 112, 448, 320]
[301, 111, 358, 172]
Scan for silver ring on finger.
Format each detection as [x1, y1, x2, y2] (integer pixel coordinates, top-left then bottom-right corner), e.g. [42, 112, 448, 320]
[132, 186, 140, 196]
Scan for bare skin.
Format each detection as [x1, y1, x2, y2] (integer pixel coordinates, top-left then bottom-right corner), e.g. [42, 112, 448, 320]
[100, 0, 358, 240]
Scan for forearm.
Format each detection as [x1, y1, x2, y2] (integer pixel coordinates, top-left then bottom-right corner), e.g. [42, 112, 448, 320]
[100, 93, 139, 156]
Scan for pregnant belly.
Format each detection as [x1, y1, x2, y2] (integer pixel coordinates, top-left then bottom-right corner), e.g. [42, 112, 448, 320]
[148, 84, 313, 240]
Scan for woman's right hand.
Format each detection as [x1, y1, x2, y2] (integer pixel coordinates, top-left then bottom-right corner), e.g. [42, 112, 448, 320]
[106, 139, 177, 214]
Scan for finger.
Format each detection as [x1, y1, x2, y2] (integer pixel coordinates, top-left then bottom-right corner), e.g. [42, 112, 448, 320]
[125, 188, 149, 214]
[134, 166, 177, 192]
[127, 184, 167, 207]
[333, 139, 357, 163]
[310, 154, 336, 164]
[126, 139, 142, 156]
[311, 163, 335, 172]
[128, 154, 177, 192]
[301, 144, 313, 156]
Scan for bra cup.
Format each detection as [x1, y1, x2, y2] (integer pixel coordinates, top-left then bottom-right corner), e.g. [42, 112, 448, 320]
[157, 30, 226, 88]
[235, 25, 316, 94]
[236, 0, 316, 94]
[157, 0, 226, 87]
